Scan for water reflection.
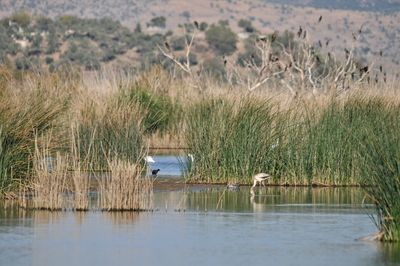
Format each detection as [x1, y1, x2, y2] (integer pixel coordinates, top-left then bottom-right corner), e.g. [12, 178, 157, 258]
[172, 186, 373, 214]
[0, 187, 398, 266]
[105, 211, 140, 226]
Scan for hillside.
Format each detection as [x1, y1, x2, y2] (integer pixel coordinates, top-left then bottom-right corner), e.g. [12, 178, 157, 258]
[0, 0, 399, 75]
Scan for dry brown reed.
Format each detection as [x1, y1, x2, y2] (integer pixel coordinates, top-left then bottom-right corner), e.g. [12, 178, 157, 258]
[32, 137, 68, 211]
[70, 125, 90, 211]
[97, 157, 153, 211]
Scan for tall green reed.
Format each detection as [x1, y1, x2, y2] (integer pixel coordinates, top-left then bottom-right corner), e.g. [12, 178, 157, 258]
[0, 85, 68, 193]
[184, 95, 400, 188]
[360, 101, 400, 241]
[185, 97, 279, 183]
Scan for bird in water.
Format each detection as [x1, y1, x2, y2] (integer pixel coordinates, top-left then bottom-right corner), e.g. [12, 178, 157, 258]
[251, 173, 272, 188]
[145, 156, 155, 163]
[152, 169, 160, 177]
[227, 182, 240, 191]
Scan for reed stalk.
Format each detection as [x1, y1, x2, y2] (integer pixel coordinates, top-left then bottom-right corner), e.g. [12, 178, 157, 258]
[70, 125, 90, 211]
[97, 156, 153, 211]
[32, 137, 68, 211]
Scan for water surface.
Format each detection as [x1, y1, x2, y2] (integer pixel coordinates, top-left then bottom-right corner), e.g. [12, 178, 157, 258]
[1, 186, 399, 266]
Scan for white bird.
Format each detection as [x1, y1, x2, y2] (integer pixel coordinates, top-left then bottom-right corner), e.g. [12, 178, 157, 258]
[187, 154, 194, 162]
[251, 173, 271, 188]
[145, 156, 155, 163]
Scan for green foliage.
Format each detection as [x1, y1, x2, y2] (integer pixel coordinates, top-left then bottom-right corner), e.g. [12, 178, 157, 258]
[0, 83, 69, 192]
[202, 58, 226, 79]
[359, 100, 400, 241]
[185, 95, 400, 190]
[46, 27, 59, 54]
[199, 22, 208, 31]
[238, 19, 256, 33]
[147, 16, 166, 28]
[185, 97, 277, 182]
[118, 86, 180, 134]
[15, 57, 33, 70]
[78, 102, 145, 169]
[62, 41, 100, 70]
[205, 22, 237, 55]
[10, 11, 31, 28]
[170, 36, 186, 51]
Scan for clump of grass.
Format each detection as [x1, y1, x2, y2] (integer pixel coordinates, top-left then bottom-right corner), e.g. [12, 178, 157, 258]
[360, 101, 400, 242]
[97, 157, 153, 211]
[117, 85, 181, 134]
[185, 96, 278, 183]
[31, 138, 68, 211]
[0, 73, 69, 193]
[78, 98, 146, 170]
[70, 125, 90, 211]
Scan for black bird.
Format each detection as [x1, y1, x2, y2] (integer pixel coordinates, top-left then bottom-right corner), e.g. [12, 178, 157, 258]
[297, 26, 303, 38]
[271, 31, 278, 42]
[379, 50, 383, 57]
[325, 40, 330, 47]
[344, 48, 350, 58]
[360, 65, 368, 74]
[318, 40, 322, 47]
[152, 169, 160, 176]
[380, 65, 383, 73]
[164, 41, 170, 51]
[358, 24, 364, 34]
[318, 15, 322, 23]
[194, 21, 199, 29]
[223, 55, 227, 66]
[303, 30, 307, 39]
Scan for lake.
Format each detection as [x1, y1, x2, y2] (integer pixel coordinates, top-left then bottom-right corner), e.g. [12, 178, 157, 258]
[0, 155, 399, 266]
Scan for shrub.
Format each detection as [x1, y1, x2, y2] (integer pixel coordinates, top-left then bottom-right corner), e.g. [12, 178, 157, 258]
[205, 22, 237, 55]
[238, 19, 256, 33]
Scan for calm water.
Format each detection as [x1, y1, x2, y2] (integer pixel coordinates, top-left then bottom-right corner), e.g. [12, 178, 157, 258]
[146, 154, 187, 177]
[1, 155, 399, 266]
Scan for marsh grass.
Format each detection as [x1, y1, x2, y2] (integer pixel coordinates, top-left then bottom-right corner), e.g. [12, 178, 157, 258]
[78, 99, 146, 170]
[70, 125, 90, 211]
[32, 138, 68, 211]
[0, 71, 69, 193]
[185, 97, 278, 183]
[184, 94, 400, 188]
[97, 157, 153, 211]
[360, 102, 400, 241]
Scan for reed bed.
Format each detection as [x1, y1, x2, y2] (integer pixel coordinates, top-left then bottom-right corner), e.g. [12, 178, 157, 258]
[70, 125, 90, 211]
[97, 158, 153, 211]
[185, 97, 279, 183]
[360, 102, 400, 241]
[184, 94, 400, 187]
[0, 70, 69, 193]
[1, 63, 400, 238]
[32, 140, 68, 211]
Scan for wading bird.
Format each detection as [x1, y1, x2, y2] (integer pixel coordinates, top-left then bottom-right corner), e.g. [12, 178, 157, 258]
[145, 156, 155, 163]
[251, 173, 272, 188]
[227, 183, 240, 191]
[152, 169, 160, 176]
